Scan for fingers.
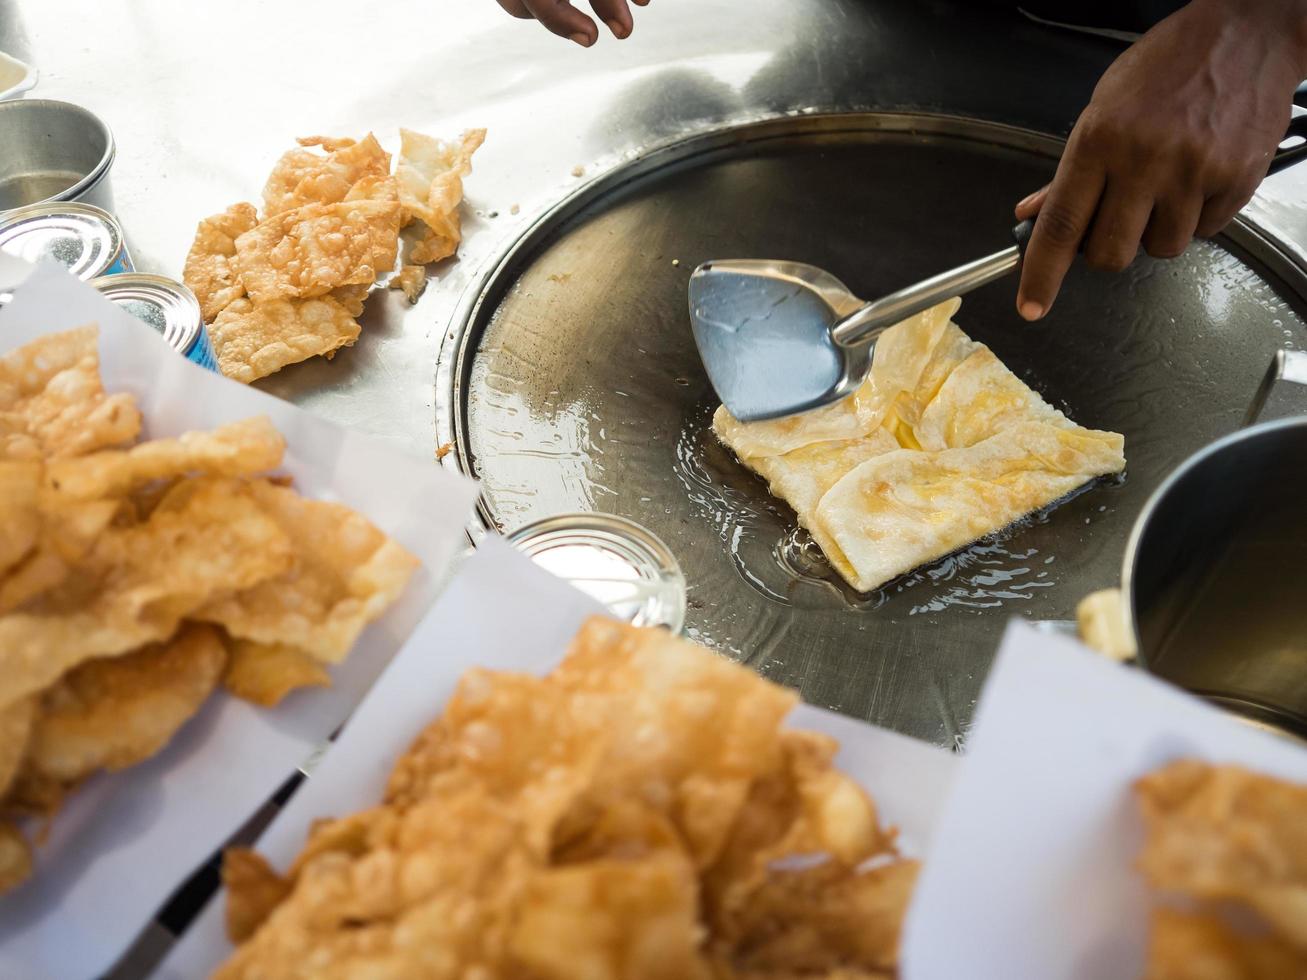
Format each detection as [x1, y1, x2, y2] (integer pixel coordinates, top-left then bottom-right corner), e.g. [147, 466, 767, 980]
[507, 0, 641, 42]
[1016, 144, 1106, 321]
[1195, 180, 1258, 238]
[1082, 182, 1152, 272]
[496, 0, 534, 17]
[589, 0, 632, 37]
[522, 0, 599, 45]
[1141, 195, 1201, 258]
[1014, 185, 1049, 221]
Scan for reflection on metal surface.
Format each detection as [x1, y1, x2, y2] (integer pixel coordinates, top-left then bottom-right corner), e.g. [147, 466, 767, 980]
[507, 512, 687, 632]
[444, 112, 1307, 744]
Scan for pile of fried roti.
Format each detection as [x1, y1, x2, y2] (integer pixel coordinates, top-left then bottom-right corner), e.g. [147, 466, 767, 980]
[0, 326, 419, 894]
[218, 617, 918, 979]
[183, 128, 485, 383]
[1136, 761, 1307, 978]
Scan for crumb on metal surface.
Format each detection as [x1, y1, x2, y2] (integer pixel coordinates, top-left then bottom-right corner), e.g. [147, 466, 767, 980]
[435, 442, 455, 460]
[389, 265, 428, 304]
[571, 165, 585, 178]
[510, 203, 520, 214]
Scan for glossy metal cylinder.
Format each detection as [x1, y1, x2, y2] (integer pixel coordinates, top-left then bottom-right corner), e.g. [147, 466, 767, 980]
[0, 99, 115, 217]
[1124, 416, 1307, 737]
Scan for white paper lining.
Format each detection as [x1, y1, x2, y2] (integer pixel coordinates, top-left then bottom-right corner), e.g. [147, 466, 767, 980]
[902, 620, 1307, 980]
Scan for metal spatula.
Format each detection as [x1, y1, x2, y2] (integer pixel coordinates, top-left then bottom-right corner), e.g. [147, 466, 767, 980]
[688, 219, 1034, 422]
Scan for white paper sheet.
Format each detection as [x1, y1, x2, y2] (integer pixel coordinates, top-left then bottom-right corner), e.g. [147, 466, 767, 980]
[0, 262, 480, 979]
[902, 620, 1307, 980]
[161, 538, 959, 977]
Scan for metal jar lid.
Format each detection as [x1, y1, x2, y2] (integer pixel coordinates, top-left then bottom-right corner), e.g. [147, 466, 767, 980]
[0, 202, 125, 280]
[506, 513, 687, 632]
[89, 273, 202, 354]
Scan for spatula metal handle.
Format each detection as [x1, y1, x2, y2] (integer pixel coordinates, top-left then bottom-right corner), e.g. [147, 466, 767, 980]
[831, 220, 1033, 349]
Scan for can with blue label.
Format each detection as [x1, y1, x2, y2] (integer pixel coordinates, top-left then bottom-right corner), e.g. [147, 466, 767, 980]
[89, 273, 220, 372]
[0, 201, 133, 282]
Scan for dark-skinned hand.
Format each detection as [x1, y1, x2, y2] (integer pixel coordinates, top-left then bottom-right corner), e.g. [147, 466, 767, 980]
[1015, 0, 1307, 320]
[494, 0, 649, 46]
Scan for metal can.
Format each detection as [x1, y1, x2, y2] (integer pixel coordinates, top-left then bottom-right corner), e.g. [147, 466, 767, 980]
[506, 513, 687, 632]
[89, 273, 220, 373]
[0, 99, 117, 215]
[0, 202, 132, 282]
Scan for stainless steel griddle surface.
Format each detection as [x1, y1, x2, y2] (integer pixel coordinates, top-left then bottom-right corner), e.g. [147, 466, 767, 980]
[447, 115, 1307, 746]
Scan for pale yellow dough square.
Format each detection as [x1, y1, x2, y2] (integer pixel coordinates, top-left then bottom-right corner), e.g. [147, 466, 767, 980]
[712, 299, 1125, 593]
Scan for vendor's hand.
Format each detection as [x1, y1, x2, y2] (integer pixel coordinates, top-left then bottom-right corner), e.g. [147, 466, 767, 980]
[495, 0, 648, 46]
[1015, 0, 1307, 320]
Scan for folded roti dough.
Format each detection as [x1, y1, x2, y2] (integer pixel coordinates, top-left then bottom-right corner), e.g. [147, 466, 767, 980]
[712, 298, 1126, 592]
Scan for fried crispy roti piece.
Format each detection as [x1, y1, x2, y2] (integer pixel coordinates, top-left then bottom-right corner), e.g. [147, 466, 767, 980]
[222, 639, 331, 707]
[0, 821, 32, 894]
[183, 203, 260, 321]
[262, 134, 391, 216]
[0, 460, 41, 577]
[0, 475, 294, 711]
[25, 623, 227, 783]
[396, 128, 485, 264]
[0, 696, 37, 799]
[0, 326, 420, 894]
[1, 416, 282, 620]
[388, 265, 426, 304]
[719, 859, 920, 976]
[185, 128, 482, 384]
[343, 174, 399, 208]
[217, 617, 916, 980]
[0, 326, 141, 461]
[1143, 907, 1307, 980]
[234, 200, 402, 304]
[196, 480, 419, 663]
[208, 296, 362, 384]
[222, 848, 292, 944]
[43, 415, 286, 502]
[1136, 760, 1307, 951]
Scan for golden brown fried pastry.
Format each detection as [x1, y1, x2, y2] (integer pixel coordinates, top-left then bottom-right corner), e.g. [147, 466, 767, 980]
[218, 618, 917, 979]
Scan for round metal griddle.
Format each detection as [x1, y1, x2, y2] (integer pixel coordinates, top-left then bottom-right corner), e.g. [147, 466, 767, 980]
[437, 114, 1307, 748]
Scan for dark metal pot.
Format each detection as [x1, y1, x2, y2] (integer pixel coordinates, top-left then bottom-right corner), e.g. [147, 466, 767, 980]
[1083, 350, 1307, 738]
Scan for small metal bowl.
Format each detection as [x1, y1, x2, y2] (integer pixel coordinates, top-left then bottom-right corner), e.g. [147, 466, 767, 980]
[0, 99, 115, 217]
[506, 513, 688, 633]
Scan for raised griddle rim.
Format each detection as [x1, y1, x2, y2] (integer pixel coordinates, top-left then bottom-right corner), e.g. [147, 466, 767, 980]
[434, 110, 1307, 540]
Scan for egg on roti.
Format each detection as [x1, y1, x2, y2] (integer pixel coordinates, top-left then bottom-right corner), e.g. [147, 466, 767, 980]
[712, 298, 1125, 593]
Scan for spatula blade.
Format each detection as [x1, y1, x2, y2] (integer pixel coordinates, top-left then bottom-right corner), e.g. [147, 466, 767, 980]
[688, 260, 854, 422]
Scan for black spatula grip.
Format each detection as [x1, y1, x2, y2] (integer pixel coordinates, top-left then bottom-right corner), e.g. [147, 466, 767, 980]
[1012, 218, 1035, 254]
